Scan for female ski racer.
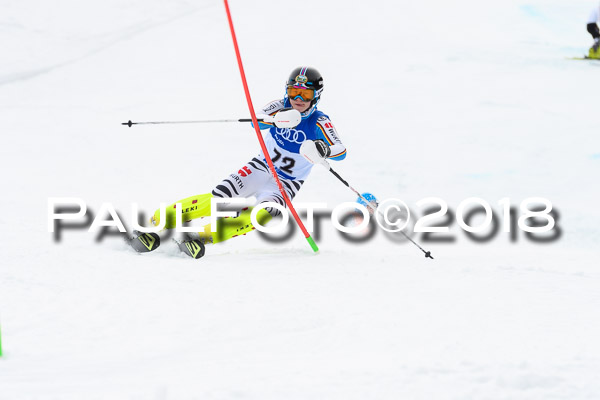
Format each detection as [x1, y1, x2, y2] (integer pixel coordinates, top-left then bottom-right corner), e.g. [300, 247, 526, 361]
[587, 4, 600, 58]
[146, 66, 347, 256]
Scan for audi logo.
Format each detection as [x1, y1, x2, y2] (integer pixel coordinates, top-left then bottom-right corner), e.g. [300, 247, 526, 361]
[274, 128, 307, 144]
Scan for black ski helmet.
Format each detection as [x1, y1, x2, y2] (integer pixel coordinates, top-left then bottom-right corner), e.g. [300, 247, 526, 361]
[286, 66, 324, 105]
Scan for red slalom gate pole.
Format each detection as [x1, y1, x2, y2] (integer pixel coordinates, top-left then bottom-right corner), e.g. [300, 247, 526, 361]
[223, 0, 319, 252]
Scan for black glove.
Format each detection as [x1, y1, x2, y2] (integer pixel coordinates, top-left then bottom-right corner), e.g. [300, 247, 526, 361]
[313, 139, 331, 158]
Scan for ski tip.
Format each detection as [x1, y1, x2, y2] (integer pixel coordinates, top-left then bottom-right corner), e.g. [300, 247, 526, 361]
[566, 56, 600, 61]
[128, 231, 161, 253]
[177, 239, 206, 259]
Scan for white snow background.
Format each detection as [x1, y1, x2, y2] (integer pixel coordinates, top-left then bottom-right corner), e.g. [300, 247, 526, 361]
[0, 0, 599, 399]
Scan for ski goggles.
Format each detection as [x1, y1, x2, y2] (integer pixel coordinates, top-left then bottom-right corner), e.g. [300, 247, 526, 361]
[286, 86, 315, 102]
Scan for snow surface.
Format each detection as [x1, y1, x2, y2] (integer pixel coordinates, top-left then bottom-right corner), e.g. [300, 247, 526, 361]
[1, 0, 599, 399]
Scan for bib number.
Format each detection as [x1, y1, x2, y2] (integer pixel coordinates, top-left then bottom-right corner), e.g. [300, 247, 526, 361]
[272, 148, 296, 175]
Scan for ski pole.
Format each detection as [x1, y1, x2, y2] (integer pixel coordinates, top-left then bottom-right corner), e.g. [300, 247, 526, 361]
[326, 165, 434, 259]
[122, 109, 301, 128]
[121, 118, 257, 127]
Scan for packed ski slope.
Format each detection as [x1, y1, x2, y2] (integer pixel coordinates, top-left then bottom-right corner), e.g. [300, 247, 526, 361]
[1, 0, 599, 399]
